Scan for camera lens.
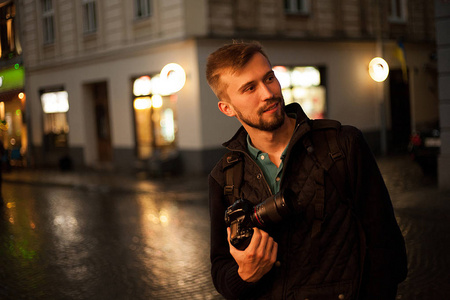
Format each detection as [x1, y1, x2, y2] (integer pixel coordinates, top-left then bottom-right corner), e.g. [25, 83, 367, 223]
[251, 191, 291, 227]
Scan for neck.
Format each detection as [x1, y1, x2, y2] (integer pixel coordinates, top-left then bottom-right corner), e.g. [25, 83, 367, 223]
[246, 116, 296, 166]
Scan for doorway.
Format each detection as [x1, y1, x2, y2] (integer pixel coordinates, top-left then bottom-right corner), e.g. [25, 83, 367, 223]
[389, 69, 411, 153]
[84, 82, 112, 166]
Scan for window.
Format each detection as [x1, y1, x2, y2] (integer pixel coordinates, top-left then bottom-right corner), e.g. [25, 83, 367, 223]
[135, 0, 152, 19]
[83, 0, 97, 34]
[284, 0, 310, 15]
[132, 75, 178, 160]
[0, 2, 21, 59]
[389, 0, 407, 23]
[273, 66, 326, 119]
[42, 0, 54, 44]
[41, 90, 70, 149]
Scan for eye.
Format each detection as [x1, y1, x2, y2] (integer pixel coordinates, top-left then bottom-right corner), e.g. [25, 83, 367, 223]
[243, 85, 255, 93]
[265, 73, 276, 83]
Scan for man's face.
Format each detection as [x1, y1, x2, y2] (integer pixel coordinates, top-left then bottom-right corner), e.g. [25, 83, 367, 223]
[219, 53, 285, 132]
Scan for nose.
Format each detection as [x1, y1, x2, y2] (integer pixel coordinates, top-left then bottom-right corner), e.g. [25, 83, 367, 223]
[259, 82, 275, 101]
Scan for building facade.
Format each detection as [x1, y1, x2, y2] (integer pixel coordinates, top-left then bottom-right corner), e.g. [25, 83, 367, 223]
[435, 0, 450, 189]
[0, 0, 26, 168]
[14, 0, 438, 175]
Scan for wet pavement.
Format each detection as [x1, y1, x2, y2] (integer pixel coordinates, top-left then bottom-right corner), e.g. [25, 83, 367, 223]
[0, 155, 449, 300]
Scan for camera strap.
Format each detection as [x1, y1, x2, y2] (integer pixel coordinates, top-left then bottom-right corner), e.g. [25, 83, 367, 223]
[223, 152, 243, 205]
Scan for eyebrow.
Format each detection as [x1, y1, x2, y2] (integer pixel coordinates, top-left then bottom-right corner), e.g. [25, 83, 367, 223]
[238, 70, 275, 93]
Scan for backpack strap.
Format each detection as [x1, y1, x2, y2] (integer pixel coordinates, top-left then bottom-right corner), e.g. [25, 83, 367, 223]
[310, 119, 350, 202]
[223, 152, 243, 205]
[302, 120, 349, 266]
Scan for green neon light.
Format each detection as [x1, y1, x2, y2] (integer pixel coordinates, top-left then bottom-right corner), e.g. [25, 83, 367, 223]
[0, 65, 25, 92]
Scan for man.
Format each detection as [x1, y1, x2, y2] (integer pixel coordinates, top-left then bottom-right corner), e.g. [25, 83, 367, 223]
[207, 41, 407, 299]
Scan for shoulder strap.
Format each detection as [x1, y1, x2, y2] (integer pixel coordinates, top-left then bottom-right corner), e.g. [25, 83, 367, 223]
[303, 120, 349, 266]
[223, 152, 243, 205]
[308, 119, 349, 201]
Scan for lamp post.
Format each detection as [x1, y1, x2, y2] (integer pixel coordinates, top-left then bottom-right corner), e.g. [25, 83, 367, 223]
[369, 57, 389, 155]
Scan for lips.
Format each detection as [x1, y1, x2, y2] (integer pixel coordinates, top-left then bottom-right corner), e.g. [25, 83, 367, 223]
[263, 102, 279, 113]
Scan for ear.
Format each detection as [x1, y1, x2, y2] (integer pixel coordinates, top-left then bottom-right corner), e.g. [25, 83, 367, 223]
[218, 101, 236, 117]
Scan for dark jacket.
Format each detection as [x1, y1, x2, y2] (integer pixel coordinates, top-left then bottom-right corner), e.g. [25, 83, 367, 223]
[209, 103, 407, 300]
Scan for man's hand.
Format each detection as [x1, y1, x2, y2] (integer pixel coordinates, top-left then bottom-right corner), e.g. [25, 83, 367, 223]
[227, 227, 278, 283]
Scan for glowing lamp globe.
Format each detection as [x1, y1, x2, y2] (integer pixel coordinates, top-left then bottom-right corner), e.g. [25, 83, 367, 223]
[369, 57, 389, 82]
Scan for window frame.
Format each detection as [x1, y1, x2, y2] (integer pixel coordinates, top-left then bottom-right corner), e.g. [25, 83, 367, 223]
[41, 0, 55, 44]
[389, 0, 407, 23]
[284, 0, 310, 16]
[82, 0, 97, 34]
[0, 2, 18, 58]
[134, 0, 152, 20]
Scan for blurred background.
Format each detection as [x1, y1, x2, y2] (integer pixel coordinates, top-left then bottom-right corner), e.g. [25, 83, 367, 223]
[0, 0, 449, 299]
[0, 0, 447, 183]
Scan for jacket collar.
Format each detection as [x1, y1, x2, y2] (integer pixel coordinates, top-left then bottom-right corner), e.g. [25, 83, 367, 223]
[222, 103, 311, 152]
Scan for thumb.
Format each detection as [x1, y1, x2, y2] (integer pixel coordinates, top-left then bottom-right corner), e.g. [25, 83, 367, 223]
[227, 227, 237, 251]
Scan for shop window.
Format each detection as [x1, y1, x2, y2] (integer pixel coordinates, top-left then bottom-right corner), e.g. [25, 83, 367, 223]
[0, 92, 27, 166]
[0, 1, 21, 60]
[273, 65, 326, 119]
[83, 0, 97, 34]
[133, 75, 178, 160]
[41, 0, 54, 44]
[41, 90, 69, 149]
[284, 0, 310, 15]
[389, 0, 407, 23]
[135, 0, 152, 19]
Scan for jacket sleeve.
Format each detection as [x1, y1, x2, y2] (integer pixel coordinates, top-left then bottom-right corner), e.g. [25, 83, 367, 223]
[209, 174, 260, 299]
[343, 127, 408, 300]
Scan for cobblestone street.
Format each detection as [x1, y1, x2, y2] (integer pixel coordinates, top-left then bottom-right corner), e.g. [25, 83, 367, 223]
[377, 156, 450, 300]
[0, 175, 221, 300]
[0, 155, 449, 299]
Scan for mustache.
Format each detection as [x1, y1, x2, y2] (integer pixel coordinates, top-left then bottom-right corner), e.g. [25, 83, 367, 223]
[258, 97, 284, 115]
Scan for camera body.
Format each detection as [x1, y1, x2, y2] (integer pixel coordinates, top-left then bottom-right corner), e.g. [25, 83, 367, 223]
[224, 189, 295, 250]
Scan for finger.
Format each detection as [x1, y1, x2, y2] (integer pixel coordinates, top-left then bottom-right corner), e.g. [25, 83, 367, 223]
[246, 227, 262, 251]
[227, 227, 236, 250]
[261, 235, 276, 261]
[270, 241, 278, 264]
[256, 229, 270, 255]
[227, 227, 240, 254]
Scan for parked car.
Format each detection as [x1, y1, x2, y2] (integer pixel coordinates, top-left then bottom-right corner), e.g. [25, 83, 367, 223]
[408, 127, 441, 175]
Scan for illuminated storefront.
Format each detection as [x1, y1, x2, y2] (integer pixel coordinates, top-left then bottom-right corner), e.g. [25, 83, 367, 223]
[40, 90, 70, 150]
[273, 65, 326, 119]
[0, 64, 27, 166]
[132, 63, 186, 160]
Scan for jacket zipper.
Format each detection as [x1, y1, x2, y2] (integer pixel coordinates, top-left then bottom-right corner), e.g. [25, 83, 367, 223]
[279, 123, 300, 299]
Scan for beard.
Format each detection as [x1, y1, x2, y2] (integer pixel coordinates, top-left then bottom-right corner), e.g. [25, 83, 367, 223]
[235, 97, 286, 132]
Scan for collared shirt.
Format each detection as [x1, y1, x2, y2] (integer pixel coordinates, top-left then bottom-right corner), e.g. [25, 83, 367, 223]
[247, 135, 288, 194]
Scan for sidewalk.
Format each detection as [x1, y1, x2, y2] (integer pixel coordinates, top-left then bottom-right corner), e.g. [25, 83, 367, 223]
[2, 155, 447, 198]
[1, 167, 210, 202]
[2, 155, 444, 193]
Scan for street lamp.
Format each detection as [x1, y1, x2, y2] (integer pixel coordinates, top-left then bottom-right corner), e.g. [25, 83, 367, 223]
[369, 57, 389, 155]
[369, 57, 389, 82]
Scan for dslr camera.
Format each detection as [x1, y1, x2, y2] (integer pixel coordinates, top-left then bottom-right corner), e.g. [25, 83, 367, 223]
[224, 189, 296, 250]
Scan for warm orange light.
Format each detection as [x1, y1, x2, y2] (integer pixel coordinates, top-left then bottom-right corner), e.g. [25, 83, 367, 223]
[369, 57, 389, 82]
[133, 97, 152, 110]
